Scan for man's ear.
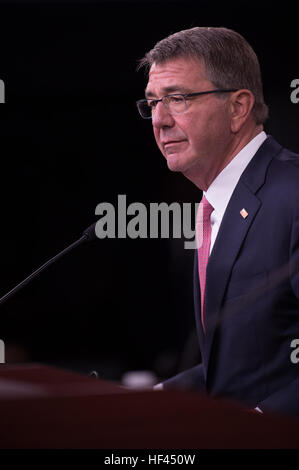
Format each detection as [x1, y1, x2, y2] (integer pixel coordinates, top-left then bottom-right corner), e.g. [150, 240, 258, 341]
[230, 89, 255, 133]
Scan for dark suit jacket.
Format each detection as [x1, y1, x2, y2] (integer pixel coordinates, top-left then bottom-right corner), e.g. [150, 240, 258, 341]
[164, 136, 299, 417]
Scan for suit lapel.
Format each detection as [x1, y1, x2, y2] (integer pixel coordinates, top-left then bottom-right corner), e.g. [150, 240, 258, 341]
[201, 136, 282, 370]
[203, 184, 261, 367]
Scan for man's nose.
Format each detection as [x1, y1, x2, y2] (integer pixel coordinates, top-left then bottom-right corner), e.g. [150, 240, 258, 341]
[152, 101, 175, 129]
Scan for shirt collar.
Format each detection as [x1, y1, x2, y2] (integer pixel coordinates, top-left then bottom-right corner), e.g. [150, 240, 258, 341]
[204, 131, 267, 216]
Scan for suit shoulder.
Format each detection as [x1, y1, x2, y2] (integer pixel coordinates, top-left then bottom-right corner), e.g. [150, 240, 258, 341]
[269, 145, 299, 182]
[275, 146, 299, 170]
[267, 146, 299, 201]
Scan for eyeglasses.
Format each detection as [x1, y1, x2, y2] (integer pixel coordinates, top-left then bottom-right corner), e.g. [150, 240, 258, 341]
[136, 89, 238, 119]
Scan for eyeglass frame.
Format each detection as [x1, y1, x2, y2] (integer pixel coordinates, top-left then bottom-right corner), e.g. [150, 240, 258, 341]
[136, 89, 239, 119]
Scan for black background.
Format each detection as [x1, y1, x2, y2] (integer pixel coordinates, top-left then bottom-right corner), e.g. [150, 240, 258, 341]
[0, 0, 298, 382]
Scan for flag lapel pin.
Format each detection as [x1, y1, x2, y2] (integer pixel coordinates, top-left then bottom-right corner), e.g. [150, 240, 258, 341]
[240, 208, 248, 219]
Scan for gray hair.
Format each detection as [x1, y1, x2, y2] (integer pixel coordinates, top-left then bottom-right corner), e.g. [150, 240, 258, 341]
[138, 27, 269, 125]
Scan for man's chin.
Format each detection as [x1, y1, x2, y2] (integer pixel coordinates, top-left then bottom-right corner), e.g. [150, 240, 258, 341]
[165, 153, 186, 172]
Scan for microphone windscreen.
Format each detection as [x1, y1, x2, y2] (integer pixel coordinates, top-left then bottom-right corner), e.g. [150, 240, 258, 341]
[82, 222, 98, 242]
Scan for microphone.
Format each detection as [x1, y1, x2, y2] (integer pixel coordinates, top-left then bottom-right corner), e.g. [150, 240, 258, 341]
[0, 222, 97, 307]
[82, 222, 98, 242]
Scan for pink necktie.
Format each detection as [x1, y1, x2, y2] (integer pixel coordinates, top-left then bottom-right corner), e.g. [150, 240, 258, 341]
[196, 196, 214, 333]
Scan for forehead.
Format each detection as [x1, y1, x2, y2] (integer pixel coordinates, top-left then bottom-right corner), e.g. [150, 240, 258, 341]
[145, 57, 209, 96]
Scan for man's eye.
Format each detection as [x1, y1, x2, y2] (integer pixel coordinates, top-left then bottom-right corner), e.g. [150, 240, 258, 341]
[147, 100, 157, 108]
[169, 96, 184, 104]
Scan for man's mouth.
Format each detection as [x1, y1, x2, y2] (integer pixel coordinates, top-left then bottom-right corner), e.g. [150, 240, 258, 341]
[163, 140, 186, 147]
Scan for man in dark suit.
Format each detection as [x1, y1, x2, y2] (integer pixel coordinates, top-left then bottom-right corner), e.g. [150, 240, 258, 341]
[136, 27, 299, 417]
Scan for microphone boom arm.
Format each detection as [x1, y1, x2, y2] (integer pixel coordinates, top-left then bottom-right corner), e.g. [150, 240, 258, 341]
[0, 222, 97, 307]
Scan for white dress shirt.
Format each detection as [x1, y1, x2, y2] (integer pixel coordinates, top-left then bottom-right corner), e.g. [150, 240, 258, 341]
[204, 131, 267, 253]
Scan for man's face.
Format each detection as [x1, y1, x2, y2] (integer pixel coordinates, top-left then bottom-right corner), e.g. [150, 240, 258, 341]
[145, 57, 233, 184]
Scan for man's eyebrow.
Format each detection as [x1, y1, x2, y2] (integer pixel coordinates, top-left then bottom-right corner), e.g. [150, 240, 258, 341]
[145, 85, 191, 98]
